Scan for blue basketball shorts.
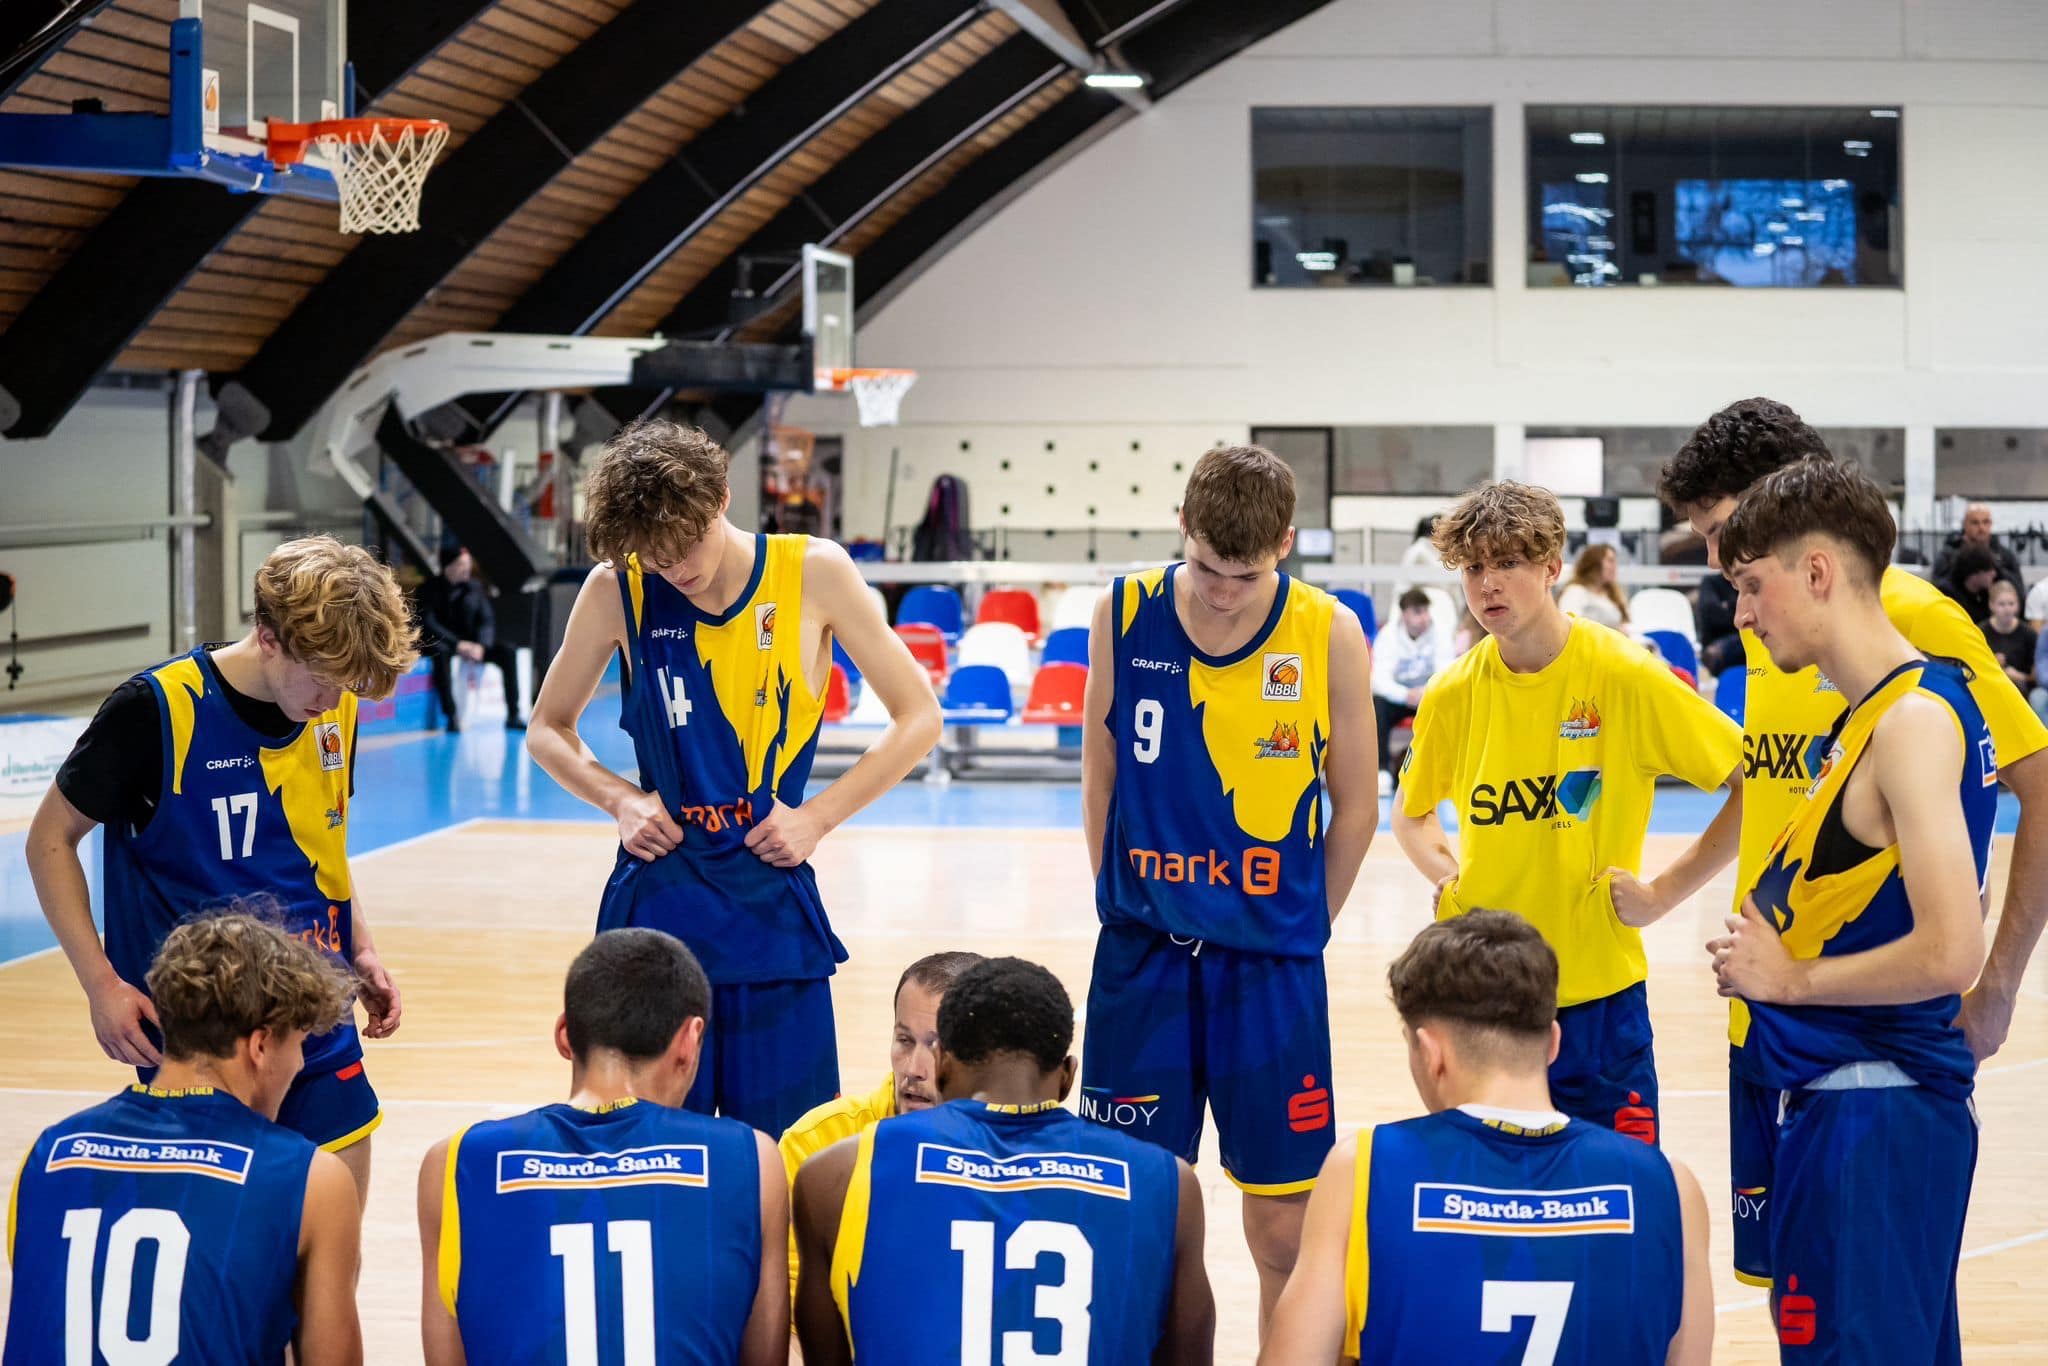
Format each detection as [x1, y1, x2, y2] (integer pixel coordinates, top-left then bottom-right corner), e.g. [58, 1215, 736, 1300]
[1080, 922, 1334, 1194]
[685, 976, 840, 1138]
[1550, 981, 1660, 1146]
[1728, 1052, 1778, 1287]
[1769, 1082, 1977, 1364]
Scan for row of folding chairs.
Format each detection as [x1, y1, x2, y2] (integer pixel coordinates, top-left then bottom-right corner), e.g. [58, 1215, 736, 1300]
[895, 584, 1100, 642]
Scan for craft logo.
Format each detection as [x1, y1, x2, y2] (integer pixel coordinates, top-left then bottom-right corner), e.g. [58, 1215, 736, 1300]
[206, 756, 255, 771]
[1079, 1087, 1160, 1128]
[1130, 657, 1184, 675]
[496, 1144, 709, 1192]
[1287, 1075, 1331, 1133]
[915, 1143, 1131, 1199]
[1263, 653, 1302, 702]
[1559, 697, 1601, 741]
[1412, 1182, 1635, 1236]
[648, 627, 690, 642]
[1468, 771, 1602, 826]
[1254, 721, 1301, 759]
[48, 1133, 253, 1185]
[757, 602, 777, 650]
[316, 722, 344, 771]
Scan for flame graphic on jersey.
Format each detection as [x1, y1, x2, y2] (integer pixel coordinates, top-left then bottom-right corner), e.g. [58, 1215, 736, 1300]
[1254, 721, 1301, 759]
[1560, 697, 1602, 740]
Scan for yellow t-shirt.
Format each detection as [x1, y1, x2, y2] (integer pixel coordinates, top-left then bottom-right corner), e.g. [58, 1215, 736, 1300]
[777, 1074, 895, 1309]
[1400, 618, 1743, 1007]
[1727, 565, 2048, 1047]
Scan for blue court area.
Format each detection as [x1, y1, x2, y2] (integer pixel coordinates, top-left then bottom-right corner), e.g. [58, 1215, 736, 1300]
[2, 684, 2021, 965]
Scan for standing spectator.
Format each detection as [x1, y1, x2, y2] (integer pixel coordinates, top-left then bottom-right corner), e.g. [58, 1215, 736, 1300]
[1932, 502, 2023, 595]
[1981, 580, 2038, 702]
[1938, 544, 2001, 624]
[1372, 589, 1454, 796]
[1558, 544, 1631, 630]
[1396, 515, 1445, 597]
[417, 547, 523, 733]
[1696, 571, 1741, 676]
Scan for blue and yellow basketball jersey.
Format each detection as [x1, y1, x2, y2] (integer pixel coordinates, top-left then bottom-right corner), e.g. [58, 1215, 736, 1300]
[5, 1085, 313, 1364]
[601, 536, 846, 985]
[834, 1099, 1181, 1364]
[103, 648, 361, 1073]
[1743, 658, 1997, 1099]
[439, 1098, 763, 1365]
[1727, 567, 2044, 1058]
[1346, 1109, 1684, 1364]
[1098, 565, 1337, 954]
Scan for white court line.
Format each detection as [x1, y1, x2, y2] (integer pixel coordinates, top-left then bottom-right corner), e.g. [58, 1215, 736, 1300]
[1716, 1226, 2048, 1315]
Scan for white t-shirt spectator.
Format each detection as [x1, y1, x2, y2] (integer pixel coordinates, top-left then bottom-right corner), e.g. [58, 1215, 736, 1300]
[1557, 583, 1626, 631]
[2026, 577, 2048, 629]
[1372, 618, 1455, 704]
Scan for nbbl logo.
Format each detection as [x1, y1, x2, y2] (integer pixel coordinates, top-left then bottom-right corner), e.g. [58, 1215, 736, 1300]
[1262, 653, 1302, 702]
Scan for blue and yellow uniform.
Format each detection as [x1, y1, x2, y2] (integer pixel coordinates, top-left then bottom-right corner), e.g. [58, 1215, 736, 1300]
[1344, 1107, 1684, 1364]
[1742, 657, 1994, 1364]
[103, 648, 375, 1149]
[1086, 564, 1340, 1192]
[832, 1099, 1181, 1363]
[604, 535, 846, 1134]
[1725, 568, 2044, 1285]
[5, 1085, 314, 1364]
[437, 1097, 763, 1365]
[1399, 618, 1743, 1144]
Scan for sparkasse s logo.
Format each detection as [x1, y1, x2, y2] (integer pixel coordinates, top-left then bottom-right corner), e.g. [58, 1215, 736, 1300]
[1287, 1075, 1331, 1132]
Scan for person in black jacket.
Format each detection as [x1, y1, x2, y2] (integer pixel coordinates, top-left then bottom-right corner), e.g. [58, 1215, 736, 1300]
[1931, 502, 2023, 595]
[416, 547, 523, 732]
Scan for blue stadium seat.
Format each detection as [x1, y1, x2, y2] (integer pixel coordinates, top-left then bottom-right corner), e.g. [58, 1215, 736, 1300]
[941, 664, 1012, 723]
[1335, 588, 1377, 641]
[1644, 629, 1698, 680]
[1714, 660, 1746, 723]
[1041, 627, 1089, 667]
[899, 584, 964, 641]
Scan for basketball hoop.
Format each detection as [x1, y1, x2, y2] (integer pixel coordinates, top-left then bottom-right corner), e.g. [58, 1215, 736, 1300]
[265, 117, 450, 234]
[826, 368, 918, 427]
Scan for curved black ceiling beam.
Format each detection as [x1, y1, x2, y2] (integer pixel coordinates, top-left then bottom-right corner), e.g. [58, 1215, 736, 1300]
[0, 0, 116, 99]
[0, 0, 492, 439]
[204, 0, 768, 448]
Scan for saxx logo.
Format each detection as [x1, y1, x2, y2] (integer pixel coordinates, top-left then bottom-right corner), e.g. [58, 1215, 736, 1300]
[1467, 770, 1601, 826]
[1744, 731, 1832, 783]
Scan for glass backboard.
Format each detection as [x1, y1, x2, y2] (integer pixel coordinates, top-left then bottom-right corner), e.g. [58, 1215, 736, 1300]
[802, 244, 854, 390]
[191, 0, 346, 158]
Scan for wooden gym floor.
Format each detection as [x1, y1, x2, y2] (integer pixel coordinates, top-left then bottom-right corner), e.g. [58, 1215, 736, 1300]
[2, 815, 2045, 1362]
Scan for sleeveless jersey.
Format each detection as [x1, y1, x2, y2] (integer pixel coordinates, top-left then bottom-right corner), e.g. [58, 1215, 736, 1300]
[600, 535, 846, 984]
[1098, 565, 1337, 954]
[1347, 1109, 1684, 1365]
[5, 1086, 312, 1365]
[1743, 658, 1997, 1099]
[440, 1098, 763, 1366]
[1398, 619, 1742, 1007]
[834, 1099, 1181, 1365]
[1726, 567, 2044, 1059]
[103, 649, 361, 1072]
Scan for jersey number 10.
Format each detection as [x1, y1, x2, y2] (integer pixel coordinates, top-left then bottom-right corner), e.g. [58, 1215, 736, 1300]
[61, 1206, 190, 1366]
[951, 1218, 1092, 1365]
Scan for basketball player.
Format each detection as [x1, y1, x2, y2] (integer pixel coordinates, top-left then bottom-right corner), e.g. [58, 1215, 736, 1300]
[1710, 458, 1993, 1363]
[529, 420, 940, 1138]
[1392, 481, 1743, 1145]
[26, 535, 418, 1202]
[1660, 397, 2048, 1289]
[792, 957, 1214, 1365]
[779, 950, 984, 1306]
[1263, 911, 1712, 1364]
[6, 912, 364, 1364]
[1080, 443, 1375, 1332]
[417, 928, 787, 1365]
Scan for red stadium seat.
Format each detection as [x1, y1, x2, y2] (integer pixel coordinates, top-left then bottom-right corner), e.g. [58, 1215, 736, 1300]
[894, 623, 949, 685]
[976, 588, 1042, 641]
[823, 662, 851, 722]
[1022, 662, 1087, 724]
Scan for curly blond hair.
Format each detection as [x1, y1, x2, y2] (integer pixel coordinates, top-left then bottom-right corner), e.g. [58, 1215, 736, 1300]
[145, 910, 357, 1060]
[583, 420, 732, 566]
[1432, 481, 1567, 570]
[253, 536, 418, 699]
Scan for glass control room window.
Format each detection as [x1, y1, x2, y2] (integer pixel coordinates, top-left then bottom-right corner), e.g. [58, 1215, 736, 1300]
[1526, 106, 1901, 287]
[1253, 107, 1492, 287]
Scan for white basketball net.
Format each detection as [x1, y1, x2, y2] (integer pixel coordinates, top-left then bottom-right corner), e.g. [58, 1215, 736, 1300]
[316, 122, 450, 235]
[849, 370, 917, 427]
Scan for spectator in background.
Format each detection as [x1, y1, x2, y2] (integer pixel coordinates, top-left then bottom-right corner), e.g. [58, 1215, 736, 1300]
[1371, 589, 1455, 797]
[417, 546, 523, 734]
[2025, 575, 2048, 633]
[2035, 627, 2048, 725]
[1558, 544, 1631, 631]
[1933, 502, 2023, 595]
[1981, 580, 2037, 705]
[1451, 606, 1485, 657]
[1396, 515, 1445, 597]
[1695, 571, 1741, 677]
[1938, 543, 2002, 624]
